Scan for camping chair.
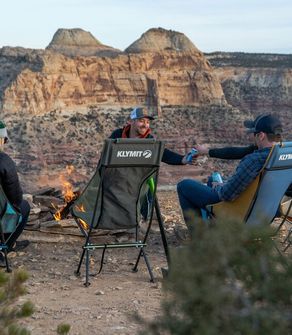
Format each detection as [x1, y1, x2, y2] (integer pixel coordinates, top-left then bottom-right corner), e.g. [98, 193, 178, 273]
[211, 142, 292, 228]
[70, 138, 169, 286]
[0, 185, 22, 272]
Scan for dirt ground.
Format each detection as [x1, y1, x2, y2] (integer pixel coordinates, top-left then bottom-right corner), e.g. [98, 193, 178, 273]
[6, 190, 292, 335]
[10, 190, 185, 335]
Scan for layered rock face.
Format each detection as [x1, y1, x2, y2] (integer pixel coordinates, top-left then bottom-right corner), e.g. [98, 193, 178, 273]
[46, 28, 122, 57]
[126, 27, 199, 53]
[0, 29, 291, 192]
[206, 52, 292, 135]
[1, 30, 224, 116]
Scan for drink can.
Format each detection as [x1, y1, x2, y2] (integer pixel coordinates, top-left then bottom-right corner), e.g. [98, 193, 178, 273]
[186, 148, 198, 163]
[212, 171, 223, 183]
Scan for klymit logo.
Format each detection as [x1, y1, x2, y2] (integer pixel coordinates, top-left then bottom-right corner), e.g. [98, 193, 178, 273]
[116, 150, 152, 158]
[143, 150, 152, 158]
[279, 154, 292, 161]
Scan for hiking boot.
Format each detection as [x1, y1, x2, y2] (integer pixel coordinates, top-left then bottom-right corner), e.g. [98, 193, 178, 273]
[10, 240, 30, 252]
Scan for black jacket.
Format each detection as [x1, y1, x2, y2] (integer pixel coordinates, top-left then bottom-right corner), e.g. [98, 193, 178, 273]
[209, 145, 257, 160]
[0, 152, 23, 207]
[109, 128, 184, 165]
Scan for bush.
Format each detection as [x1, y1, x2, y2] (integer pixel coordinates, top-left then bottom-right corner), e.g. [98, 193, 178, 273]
[0, 269, 34, 334]
[141, 221, 292, 335]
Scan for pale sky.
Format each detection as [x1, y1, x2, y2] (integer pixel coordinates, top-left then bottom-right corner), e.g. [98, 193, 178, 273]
[1, 0, 291, 54]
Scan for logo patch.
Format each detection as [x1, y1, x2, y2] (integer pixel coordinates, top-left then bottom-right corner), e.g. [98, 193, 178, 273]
[279, 154, 292, 161]
[143, 150, 152, 158]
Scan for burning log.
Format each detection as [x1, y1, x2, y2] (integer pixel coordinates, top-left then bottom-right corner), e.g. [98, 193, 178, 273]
[53, 190, 80, 221]
[52, 165, 81, 221]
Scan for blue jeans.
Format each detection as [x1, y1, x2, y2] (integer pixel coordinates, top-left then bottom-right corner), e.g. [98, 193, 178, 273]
[177, 179, 220, 229]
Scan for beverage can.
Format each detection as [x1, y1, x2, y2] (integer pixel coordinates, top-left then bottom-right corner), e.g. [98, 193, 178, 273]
[211, 171, 223, 183]
[186, 148, 198, 163]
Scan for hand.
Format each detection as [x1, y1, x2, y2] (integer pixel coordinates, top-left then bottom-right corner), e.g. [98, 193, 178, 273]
[194, 144, 209, 156]
[211, 181, 223, 189]
[182, 153, 197, 165]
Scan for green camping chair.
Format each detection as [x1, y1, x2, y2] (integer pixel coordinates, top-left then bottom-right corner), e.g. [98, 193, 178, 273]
[211, 142, 292, 229]
[70, 138, 169, 286]
[0, 185, 22, 272]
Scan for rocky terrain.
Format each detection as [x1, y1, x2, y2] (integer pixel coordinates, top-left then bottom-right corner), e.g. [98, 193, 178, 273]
[8, 189, 292, 335]
[0, 28, 291, 192]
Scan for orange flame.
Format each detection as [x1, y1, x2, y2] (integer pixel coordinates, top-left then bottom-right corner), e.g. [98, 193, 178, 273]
[75, 204, 86, 212]
[78, 218, 89, 230]
[53, 165, 77, 221]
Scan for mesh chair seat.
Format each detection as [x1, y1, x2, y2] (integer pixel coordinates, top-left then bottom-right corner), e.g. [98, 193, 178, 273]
[71, 138, 169, 286]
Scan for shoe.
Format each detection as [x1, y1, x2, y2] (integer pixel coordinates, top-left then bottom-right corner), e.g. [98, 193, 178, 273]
[10, 240, 30, 252]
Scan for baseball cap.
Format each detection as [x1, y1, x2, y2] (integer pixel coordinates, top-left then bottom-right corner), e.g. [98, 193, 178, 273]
[130, 107, 154, 120]
[244, 114, 283, 134]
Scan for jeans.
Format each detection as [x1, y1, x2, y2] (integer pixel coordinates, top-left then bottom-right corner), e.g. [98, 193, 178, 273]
[177, 179, 220, 229]
[5, 199, 30, 250]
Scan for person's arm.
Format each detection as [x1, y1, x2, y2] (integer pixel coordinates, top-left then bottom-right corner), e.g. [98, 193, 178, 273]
[209, 145, 256, 160]
[162, 148, 184, 165]
[215, 150, 268, 201]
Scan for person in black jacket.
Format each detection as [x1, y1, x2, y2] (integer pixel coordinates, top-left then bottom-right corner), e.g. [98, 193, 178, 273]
[0, 121, 30, 256]
[109, 107, 196, 220]
[109, 107, 195, 165]
[194, 114, 292, 197]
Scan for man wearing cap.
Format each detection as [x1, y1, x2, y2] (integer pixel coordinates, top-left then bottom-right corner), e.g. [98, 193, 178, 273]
[0, 121, 30, 258]
[109, 107, 193, 165]
[177, 114, 283, 230]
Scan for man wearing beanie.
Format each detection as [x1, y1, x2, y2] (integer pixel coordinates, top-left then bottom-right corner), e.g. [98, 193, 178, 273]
[0, 121, 30, 261]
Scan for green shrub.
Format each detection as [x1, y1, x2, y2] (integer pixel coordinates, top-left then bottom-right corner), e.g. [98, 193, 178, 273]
[141, 221, 292, 335]
[0, 269, 34, 334]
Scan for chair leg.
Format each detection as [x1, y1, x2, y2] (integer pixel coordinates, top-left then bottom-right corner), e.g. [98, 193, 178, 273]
[141, 248, 154, 282]
[3, 249, 11, 273]
[75, 248, 86, 276]
[84, 249, 91, 287]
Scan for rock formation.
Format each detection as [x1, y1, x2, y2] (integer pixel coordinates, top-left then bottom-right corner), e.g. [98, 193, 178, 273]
[206, 52, 292, 136]
[46, 28, 122, 57]
[125, 27, 199, 53]
[0, 29, 291, 192]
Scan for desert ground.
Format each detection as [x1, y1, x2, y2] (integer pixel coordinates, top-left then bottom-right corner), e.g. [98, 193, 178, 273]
[12, 190, 185, 335]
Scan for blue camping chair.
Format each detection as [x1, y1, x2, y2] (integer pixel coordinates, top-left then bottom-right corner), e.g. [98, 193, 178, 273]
[0, 185, 22, 272]
[211, 142, 292, 229]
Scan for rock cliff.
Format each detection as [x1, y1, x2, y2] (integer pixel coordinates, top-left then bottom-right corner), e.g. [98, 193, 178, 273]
[0, 30, 291, 192]
[206, 52, 292, 135]
[1, 48, 224, 117]
[125, 27, 199, 53]
[46, 28, 122, 57]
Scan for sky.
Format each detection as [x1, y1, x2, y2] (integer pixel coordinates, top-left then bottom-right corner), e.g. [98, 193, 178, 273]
[1, 0, 292, 54]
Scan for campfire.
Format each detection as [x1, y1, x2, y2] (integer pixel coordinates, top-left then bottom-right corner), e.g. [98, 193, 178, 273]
[53, 165, 80, 221]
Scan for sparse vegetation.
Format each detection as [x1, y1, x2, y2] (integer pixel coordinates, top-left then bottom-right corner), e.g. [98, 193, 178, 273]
[0, 269, 34, 334]
[140, 221, 292, 335]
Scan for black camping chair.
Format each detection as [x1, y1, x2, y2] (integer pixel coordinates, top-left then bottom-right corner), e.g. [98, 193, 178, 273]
[211, 142, 292, 229]
[70, 138, 169, 286]
[0, 185, 22, 272]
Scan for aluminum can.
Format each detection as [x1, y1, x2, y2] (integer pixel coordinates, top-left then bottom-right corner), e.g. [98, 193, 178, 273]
[186, 148, 198, 163]
[211, 171, 223, 183]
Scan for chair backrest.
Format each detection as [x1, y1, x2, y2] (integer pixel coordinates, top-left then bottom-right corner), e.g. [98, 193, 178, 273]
[0, 185, 21, 234]
[213, 142, 292, 225]
[71, 139, 165, 230]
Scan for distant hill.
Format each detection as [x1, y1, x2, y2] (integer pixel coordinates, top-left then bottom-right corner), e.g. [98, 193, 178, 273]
[125, 27, 200, 53]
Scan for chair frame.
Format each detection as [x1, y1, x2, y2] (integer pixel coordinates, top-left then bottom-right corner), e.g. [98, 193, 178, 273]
[211, 142, 292, 227]
[72, 139, 169, 286]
